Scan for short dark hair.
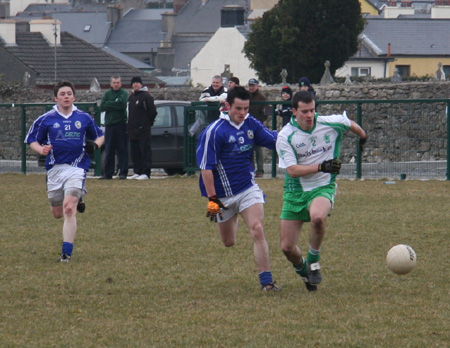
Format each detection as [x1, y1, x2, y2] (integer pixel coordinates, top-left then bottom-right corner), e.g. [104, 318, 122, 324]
[229, 77, 240, 85]
[226, 86, 250, 106]
[53, 81, 75, 97]
[292, 91, 314, 109]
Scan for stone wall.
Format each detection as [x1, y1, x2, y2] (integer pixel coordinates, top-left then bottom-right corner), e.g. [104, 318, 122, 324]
[1, 81, 449, 163]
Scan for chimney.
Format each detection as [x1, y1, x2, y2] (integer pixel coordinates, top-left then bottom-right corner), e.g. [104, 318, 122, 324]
[0, 20, 16, 46]
[107, 5, 123, 29]
[173, 0, 188, 14]
[221, 6, 245, 27]
[0, 1, 10, 18]
[29, 19, 61, 46]
[162, 12, 176, 41]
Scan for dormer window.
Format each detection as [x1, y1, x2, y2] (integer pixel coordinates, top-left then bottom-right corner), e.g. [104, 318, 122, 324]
[84, 25, 91, 32]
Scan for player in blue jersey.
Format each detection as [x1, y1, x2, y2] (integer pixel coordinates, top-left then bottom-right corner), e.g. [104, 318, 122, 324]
[196, 86, 280, 292]
[25, 81, 104, 262]
[276, 91, 367, 291]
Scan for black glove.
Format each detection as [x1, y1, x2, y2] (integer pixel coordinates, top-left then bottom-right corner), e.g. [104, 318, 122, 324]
[84, 142, 99, 154]
[206, 196, 228, 222]
[319, 158, 341, 174]
[359, 134, 367, 152]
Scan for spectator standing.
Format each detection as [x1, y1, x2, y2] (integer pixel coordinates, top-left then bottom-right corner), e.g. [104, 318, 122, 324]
[298, 76, 318, 110]
[276, 91, 367, 291]
[276, 86, 293, 127]
[227, 76, 240, 90]
[25, 81, 104, 262]
[196, 86, 280, 292]
[99, 76, 129, 180]
[127, 76, 157, 181]
[200, 75, 228, 123]
[248, 78, 267, 178]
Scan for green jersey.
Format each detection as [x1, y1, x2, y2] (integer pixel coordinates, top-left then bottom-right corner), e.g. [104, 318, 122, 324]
[276, 113, 350, 192]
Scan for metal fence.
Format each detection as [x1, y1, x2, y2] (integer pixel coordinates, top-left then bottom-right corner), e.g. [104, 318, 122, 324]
[184, 99, 450, 180]
[1, 99, 448, 180]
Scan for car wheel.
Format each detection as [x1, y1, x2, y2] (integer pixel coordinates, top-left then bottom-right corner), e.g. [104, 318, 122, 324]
[163, 168, 186, 176]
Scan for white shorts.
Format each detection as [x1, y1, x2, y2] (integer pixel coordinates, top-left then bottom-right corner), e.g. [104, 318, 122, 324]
[47, 164, 86, 206]
[217, 185, 265, 223]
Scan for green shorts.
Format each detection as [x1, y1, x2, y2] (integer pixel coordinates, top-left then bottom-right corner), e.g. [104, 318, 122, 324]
[281, 184, 336, 222]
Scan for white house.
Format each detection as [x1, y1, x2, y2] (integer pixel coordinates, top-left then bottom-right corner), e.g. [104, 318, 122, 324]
[190, 26, 258, 87]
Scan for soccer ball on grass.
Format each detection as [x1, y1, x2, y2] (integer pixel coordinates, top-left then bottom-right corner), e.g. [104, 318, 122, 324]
[386, 244, 417, 275]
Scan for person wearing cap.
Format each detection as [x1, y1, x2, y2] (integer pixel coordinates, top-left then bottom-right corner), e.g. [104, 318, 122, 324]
[127, 76, 157, 181]
[298, 76, 318, 111]
[276, 86, 293, 127]
[200, 75, 228, 123]
[99, 76, 129, 180]
[248, 78, 268, 178]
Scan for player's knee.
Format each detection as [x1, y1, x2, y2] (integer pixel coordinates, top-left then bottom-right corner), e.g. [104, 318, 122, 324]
[249, 222, 264, 240]
[280, 242, 296, 256]
[311, 215, 326, 230]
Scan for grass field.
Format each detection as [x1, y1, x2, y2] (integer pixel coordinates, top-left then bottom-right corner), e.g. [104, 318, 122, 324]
[1, 174, 449, 348]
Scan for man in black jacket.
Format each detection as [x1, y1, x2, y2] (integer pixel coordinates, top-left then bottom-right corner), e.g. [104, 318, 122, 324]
[127, 76, 157, 180]
[248, 78, 268, 178]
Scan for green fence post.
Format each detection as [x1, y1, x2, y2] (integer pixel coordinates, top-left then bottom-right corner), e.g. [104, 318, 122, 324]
[447, 102, 450, 181]
[21, 105, 27, 174]
[93, 106, 102, 177]
[356, 102, 362, 179]
[271, 101, 277, 178]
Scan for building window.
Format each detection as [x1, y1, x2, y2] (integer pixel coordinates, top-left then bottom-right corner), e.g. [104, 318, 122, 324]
[84, 25, 91, 32]
[395, 65, 410, 77]
[443, 65, 450, 79]
[351, 67, 371, 77]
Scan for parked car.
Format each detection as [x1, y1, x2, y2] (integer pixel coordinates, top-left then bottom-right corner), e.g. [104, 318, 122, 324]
[38, 101, 207, 175]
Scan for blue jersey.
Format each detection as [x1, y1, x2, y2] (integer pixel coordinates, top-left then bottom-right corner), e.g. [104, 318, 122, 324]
[25, 105, 103, 171]
[196, 112, 277, 198]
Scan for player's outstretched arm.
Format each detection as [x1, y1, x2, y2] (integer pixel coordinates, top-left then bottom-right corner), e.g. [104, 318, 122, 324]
[349, 121, 367, 151]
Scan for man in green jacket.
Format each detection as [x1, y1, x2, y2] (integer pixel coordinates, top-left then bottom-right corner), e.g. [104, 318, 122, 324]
[99, 76, 129, 179]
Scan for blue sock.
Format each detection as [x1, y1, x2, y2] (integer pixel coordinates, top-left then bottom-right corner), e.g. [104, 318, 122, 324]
[259, 271, 273, 286]
[62, 242, 74, 256]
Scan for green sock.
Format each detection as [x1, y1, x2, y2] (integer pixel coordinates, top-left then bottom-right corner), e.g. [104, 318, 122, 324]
[307, 247, 321, 264]
[293, 257, 308, 277]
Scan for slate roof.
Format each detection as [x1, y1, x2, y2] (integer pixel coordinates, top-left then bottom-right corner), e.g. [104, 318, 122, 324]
[171, 0, 249, 70]
[175, 0, 249, 34]
[363, 18, 450, 56]
[1, 31, 164, 87]
[16, 6, 110, 47]
[105, 9, 166, 53]
[102, 47, 155, 70]
[172, 34, 212, 70]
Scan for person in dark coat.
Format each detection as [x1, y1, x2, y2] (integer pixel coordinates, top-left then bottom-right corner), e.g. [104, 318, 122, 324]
[127, 76, 157, 180]
[276, 86, 293, 127]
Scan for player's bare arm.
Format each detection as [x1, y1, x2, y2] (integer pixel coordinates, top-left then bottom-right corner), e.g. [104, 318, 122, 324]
[30, 142, 52, 156]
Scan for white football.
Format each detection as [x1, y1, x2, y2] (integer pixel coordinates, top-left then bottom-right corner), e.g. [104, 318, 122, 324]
[386, 244, 417, 275]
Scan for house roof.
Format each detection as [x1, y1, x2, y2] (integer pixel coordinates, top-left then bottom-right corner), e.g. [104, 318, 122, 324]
[102, 46, 155, 70]
[172, 34, 212, 70]
[175, 0, 249, 34]
[16, 5, 110, 47]
[1, 31, 164, 87]
[363, 18, 450, 56]
[105, 9, 165, 53]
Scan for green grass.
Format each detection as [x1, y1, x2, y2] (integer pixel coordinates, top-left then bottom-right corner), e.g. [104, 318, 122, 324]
[1, 174, 449, 347]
